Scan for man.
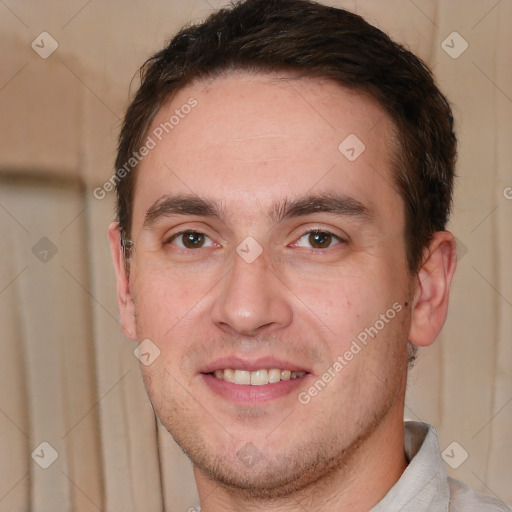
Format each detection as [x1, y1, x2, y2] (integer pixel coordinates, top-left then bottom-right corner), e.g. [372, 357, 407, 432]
[108, 0, 510, 510]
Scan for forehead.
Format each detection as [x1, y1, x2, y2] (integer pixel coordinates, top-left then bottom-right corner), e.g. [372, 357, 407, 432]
[131, 71, 402, 233]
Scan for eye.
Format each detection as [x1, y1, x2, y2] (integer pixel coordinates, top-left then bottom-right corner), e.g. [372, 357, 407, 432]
[294, 230, 344, 249]
[167, 230, 215, 249]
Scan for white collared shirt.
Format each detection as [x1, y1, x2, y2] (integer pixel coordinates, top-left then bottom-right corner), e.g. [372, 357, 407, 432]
[372, 421, 510, 511]
[194, 421, 510, 511]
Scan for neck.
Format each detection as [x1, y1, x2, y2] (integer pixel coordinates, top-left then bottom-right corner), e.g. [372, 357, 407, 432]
[194, 412, 407, 512]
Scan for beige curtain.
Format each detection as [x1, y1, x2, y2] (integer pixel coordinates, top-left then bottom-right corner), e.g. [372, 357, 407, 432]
[0, 1, 510, 510]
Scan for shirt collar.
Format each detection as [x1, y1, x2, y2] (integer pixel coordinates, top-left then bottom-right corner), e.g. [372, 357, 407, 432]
[370, 421, 449, 512]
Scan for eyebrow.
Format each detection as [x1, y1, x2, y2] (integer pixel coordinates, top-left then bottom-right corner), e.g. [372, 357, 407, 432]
[271, 193, 372, 224]
[143, 192, 372, 229]
[143, 195, 225, 229]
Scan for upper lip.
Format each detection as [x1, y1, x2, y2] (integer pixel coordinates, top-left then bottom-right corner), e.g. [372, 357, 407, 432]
[199, 356, 311, 374]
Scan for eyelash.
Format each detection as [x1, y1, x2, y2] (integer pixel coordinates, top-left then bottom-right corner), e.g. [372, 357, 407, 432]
[293, 229, 346, 249]
[164, 230, 217, 250]
[165, 229, 346, 251]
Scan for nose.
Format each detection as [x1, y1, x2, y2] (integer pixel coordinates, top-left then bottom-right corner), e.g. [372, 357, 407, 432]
[211, 247, 293, 337]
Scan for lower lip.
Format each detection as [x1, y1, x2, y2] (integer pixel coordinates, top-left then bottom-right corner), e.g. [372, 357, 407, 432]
[202, 373, 310, 405]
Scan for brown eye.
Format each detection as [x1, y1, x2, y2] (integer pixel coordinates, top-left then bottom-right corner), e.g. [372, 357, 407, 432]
[293, 230, 344, 250]
[308, 231, 333, 248]
[183, 232, 205, 248]
[171, 231, 213, 249]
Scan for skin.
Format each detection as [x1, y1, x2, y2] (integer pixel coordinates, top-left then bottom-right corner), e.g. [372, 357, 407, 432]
[109, 72, 457, 511]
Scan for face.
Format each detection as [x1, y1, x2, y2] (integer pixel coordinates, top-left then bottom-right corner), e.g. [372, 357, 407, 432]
[116, 72, 417, 497]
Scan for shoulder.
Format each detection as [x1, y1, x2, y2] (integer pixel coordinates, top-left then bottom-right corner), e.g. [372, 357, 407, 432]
[448, 477, 511, 511]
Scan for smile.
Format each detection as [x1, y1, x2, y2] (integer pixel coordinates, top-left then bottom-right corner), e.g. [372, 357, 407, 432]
[211, 368, 307, 385]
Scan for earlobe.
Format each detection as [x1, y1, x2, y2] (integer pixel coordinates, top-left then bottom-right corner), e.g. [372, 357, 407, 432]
[108, 222, 138, 341]
[409, 231, 457, 348]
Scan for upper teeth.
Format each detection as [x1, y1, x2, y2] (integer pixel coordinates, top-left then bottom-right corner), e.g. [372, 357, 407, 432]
[213, 369, 306, 385]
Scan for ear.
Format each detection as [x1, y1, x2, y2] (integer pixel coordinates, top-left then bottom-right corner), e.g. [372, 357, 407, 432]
[108, 221, 137, 341]
[409, 231, 457, 347]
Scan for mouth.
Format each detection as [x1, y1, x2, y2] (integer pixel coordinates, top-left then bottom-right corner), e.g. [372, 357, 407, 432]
[200, 359, 311, 405]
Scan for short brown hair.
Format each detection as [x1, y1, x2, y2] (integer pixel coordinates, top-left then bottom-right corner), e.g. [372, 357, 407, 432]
[114, 0, 456, 273]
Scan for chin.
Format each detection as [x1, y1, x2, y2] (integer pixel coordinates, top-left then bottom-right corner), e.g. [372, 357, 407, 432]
[173, 414, 382, 501]
[192, 448, 337, 500]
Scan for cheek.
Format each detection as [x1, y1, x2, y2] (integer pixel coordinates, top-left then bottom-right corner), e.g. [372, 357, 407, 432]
[288, 262, 409, 356]
[131, 264, 204, 334]
[130, 266, 218, 377]
[287, 266, 380, 324]
[139, 360, 180, 424]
